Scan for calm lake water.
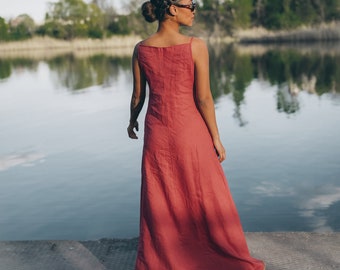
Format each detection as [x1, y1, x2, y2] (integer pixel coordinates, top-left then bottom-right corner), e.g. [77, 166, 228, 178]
[0, 43, 339, 241]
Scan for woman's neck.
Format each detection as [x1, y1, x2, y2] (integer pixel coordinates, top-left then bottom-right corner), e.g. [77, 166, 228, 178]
[157, 19, 180, 34]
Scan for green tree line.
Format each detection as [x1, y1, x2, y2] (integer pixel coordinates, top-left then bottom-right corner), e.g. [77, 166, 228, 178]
[1, 0, 340, 41]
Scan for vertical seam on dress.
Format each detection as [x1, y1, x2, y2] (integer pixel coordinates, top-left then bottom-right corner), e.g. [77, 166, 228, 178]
[189, 40, 194, 76]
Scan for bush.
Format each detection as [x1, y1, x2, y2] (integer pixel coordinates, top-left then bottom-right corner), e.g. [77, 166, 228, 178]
[88, 26, 104, 38]
[107, 16, 131, 35]
[36, 21, 68, 39]
[10, 23, 32, 40]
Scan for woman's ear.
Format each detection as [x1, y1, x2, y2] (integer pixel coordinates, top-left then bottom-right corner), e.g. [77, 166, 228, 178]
[168, 5, 177, 16]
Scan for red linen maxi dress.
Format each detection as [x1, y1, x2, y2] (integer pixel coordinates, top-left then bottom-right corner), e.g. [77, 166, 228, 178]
[135, 39, 265, 270]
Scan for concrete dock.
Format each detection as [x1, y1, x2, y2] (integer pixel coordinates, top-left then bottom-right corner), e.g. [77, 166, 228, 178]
[0, 232, 339, 270]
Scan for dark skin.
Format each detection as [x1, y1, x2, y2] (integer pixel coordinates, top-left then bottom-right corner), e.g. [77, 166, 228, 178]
[127, 0, 226, 162]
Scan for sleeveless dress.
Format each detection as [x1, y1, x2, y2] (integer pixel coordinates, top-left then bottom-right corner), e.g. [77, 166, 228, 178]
[135, 39, 265, 270]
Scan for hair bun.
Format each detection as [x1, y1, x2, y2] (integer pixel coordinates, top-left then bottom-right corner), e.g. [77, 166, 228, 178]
[142, 1, 157, 23]
[142, 0, 172, 22]
[151, 0, 168, 9]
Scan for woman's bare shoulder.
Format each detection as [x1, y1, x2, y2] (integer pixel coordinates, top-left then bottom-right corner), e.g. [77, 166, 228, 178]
[191, 37, 208, 61]
[132, 39, 150, 57]
[132, 41, 143, 58]
[138, 34, 160, 46]
[191, 37, 207, 50]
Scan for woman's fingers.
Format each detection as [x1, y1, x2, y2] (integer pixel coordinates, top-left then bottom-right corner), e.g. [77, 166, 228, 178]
[219, 149, 226, 162]
[214, 142, 226, 163]
[128, 129, 138, 139]
[127, 121, 139, 139]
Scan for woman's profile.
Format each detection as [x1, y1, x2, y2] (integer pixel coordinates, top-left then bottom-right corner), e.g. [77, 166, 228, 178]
[127, 0, 265, 269]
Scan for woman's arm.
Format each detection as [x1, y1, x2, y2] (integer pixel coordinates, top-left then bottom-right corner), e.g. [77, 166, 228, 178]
[192, 38, 226, 162]
[127, 44, 146, 139]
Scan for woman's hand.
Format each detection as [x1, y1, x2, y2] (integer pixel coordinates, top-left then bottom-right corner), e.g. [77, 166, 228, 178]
[213, 138, 226, 163]
[127, 121, 139, 139]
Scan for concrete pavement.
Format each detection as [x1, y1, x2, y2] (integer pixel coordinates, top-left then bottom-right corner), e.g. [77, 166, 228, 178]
[0, 232, 339, 270]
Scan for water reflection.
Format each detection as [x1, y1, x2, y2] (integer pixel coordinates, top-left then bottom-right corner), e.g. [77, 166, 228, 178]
[47, 54, 130, 90]
[1, 43, 339, 97]
[0, 43, 339, 239]
[208, 43, 340, 125]
[0, 54, 131, 90]
[252, 179, 340, 232]
[299, 186, 340, 232]
[0, 151, 46, 171]
[1, 43, 339, 129]
[0, 58, 39, 80]
[277, 84, 300, 114]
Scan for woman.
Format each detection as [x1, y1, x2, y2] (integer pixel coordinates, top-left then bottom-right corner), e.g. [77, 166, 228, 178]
[127, 0, 265, 269]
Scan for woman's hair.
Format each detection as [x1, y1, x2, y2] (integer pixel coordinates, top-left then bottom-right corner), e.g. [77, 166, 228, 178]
[141, 0, 180, 22]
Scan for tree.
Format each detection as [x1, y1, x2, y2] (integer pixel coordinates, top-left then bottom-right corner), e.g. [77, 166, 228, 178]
[45, 0, 105, 39]
[36, 21, 68, 39]
[261, 0, 299, 29]
[198, 0, 234, 37]
[291, 0, 318, 24]
[87, 3, 105, 38]
[324, 0, 340, 21]
[231, 0, 253, 28]
[48, 0, 88, 22]
[9, 14, 35, 40]
[107, 16, 131, 35]
[252, 0, 267, 26]
[0, 17, 9, 41]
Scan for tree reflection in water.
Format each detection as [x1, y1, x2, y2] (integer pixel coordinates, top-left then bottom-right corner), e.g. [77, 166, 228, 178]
[208, 43, 340, 125]
[47, 54, 130, 91]
[0, 43, 339, 114]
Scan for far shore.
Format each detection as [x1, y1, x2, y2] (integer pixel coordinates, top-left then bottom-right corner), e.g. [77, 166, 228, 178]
[0, 36, 142, 59]
[233, 21, 340, 43]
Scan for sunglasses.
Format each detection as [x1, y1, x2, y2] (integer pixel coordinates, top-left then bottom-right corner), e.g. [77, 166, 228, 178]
[173, 2, 196, 11]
